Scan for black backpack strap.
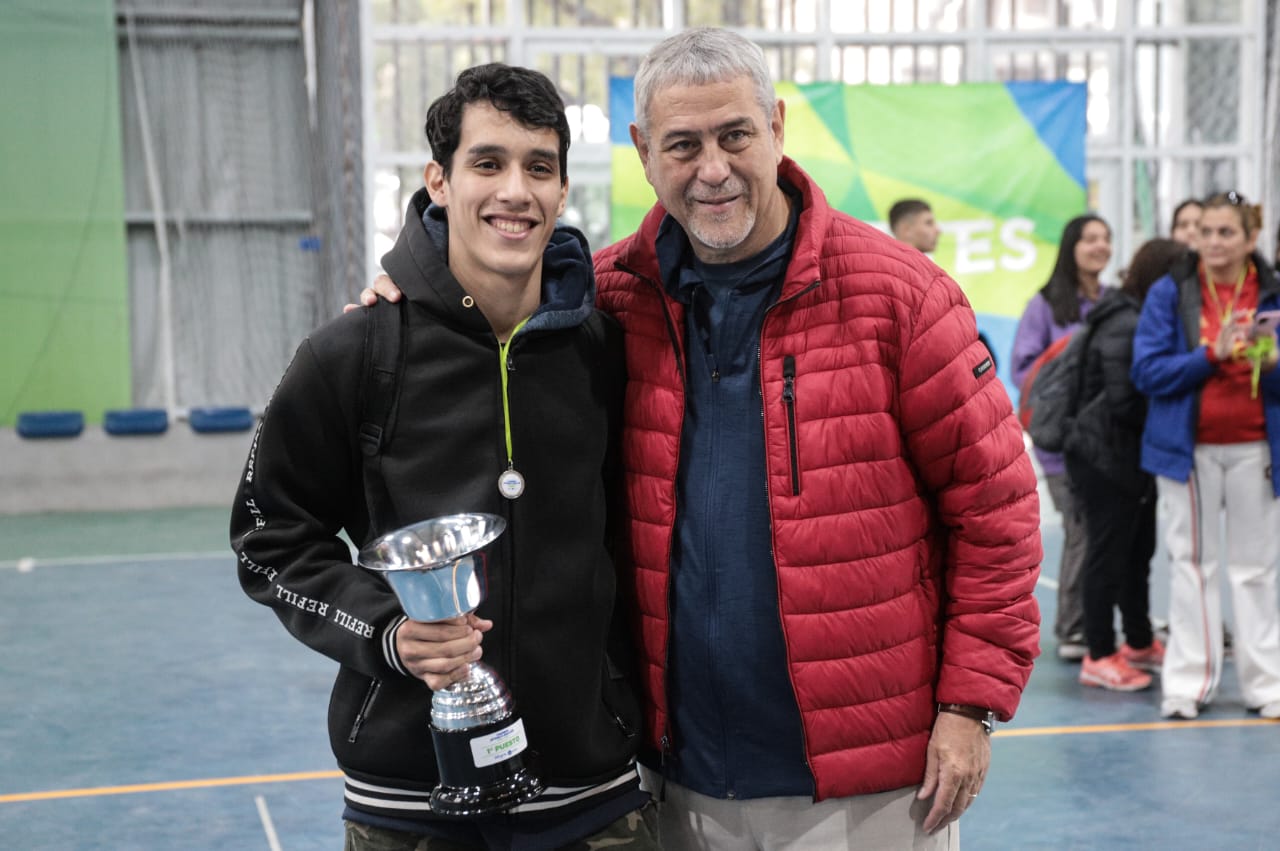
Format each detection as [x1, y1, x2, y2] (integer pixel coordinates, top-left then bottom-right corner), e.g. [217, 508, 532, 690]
[358, 298, 406, 534]
[359, 299, 404, 458]
[1074, 316, 1102, 402]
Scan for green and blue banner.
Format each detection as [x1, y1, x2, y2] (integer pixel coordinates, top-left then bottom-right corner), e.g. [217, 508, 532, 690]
[609, 78, 1087, 384]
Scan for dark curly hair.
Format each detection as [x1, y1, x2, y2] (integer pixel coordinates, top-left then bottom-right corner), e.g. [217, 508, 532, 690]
[424, 63, 570, 185]
[1122, 238, 1187, 303]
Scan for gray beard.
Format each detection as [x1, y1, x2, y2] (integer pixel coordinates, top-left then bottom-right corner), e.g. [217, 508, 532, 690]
[688, 211, 755, 254]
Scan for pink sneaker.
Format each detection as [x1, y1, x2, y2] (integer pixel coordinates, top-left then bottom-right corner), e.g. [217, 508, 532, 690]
[1080, 652, 1154, 691]
[1120, 639, 1165, 672]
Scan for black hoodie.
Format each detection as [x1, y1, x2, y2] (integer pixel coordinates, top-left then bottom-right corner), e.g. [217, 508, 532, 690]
[230, 189, 641, 835]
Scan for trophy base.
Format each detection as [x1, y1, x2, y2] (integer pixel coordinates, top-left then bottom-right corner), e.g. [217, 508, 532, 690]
[430, 766, 545, 817]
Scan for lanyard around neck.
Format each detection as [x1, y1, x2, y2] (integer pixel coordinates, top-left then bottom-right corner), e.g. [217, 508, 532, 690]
[495, 317, 531, 499]
[1201, 260, 1249, 324]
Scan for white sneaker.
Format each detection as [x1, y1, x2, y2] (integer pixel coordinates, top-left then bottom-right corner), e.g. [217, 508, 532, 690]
[1259, 701, 1280, 720]
[1161, 698, 1199, 720]
[1057, 634, 1087, 662]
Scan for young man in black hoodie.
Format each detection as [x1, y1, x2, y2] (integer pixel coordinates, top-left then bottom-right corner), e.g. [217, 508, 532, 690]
[230, 64, 654, 850]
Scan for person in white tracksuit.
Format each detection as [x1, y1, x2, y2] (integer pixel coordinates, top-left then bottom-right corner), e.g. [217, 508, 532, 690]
[1131, 191, 1280, 721]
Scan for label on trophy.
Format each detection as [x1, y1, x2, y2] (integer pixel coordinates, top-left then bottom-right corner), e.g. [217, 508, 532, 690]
[469, 717, 529, 768]
[497, 468, 525, 499]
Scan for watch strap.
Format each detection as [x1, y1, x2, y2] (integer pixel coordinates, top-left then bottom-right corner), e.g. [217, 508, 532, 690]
[938, 702, 994, 734]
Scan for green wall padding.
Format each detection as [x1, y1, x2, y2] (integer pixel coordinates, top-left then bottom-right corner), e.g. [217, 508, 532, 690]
[1, 1, 131, 427]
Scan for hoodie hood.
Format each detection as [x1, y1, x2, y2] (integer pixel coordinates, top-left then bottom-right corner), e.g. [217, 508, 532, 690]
[1086, 287, 1140, 329]
[526, 220, 598, 333]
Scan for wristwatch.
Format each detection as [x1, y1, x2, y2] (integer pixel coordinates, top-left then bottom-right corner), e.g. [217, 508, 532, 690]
[938, 703, 995, 735]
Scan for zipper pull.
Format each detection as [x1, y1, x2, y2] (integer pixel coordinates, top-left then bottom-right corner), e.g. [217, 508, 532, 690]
[782, 355, 802, 496]
[612, 710, 635, 738]
[659, 734, 672, 802]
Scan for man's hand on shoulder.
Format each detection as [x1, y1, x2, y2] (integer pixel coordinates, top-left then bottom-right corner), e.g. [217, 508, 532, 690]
[342, 273, 404, 314]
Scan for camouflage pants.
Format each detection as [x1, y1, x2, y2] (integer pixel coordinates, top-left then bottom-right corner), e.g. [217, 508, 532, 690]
[343, 804, 660, 850]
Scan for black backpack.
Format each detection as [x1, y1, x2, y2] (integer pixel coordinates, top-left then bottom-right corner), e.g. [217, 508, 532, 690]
[1023, 323, 1097, 453]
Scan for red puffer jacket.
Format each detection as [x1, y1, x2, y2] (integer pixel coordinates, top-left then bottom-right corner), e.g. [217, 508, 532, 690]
[594, 158, 1042, 800]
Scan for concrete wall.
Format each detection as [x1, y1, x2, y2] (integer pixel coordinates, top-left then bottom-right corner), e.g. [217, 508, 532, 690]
[1, 425, 254, 515]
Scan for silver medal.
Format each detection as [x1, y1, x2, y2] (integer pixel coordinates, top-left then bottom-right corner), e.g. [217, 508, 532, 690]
[498, 468, 525, 500]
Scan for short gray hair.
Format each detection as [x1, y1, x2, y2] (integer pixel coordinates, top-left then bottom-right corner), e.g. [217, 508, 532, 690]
[633, 28, 777, 138]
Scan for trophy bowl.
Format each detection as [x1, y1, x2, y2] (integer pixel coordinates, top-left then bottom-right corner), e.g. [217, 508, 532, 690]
[358, 513, 503, 621]
[357, 513, 544, 816]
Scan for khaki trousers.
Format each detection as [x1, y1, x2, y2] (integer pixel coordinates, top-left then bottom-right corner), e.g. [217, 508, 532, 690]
[640, 768, 960, 851]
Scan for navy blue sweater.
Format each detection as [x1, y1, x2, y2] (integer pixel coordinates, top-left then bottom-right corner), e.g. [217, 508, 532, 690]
[656, 188, 812, 799]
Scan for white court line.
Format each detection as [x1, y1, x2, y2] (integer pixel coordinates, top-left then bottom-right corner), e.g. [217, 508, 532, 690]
[255, 795, 284, 851]
[1037, 575, 1059, 591]
[0, 551, 229, 571]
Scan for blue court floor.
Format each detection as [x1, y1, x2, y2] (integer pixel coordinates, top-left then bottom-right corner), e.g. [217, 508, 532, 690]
[2, 502, 1278, 849]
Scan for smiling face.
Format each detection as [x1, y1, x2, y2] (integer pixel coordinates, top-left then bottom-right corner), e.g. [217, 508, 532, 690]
[630, 75, 789, 264]
[1198, 206, 1258, 280]
[425, 101, 567, 294]
[1073, 219, 1113, 278]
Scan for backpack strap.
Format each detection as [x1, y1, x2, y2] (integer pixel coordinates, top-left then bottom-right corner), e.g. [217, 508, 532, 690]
[358, 298, 406, 533]
[1074, 316, 1103, 402]
[359, 299, 405, 458]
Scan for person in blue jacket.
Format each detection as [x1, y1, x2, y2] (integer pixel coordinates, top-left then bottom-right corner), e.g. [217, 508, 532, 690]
[1131, 191, 1280, 721]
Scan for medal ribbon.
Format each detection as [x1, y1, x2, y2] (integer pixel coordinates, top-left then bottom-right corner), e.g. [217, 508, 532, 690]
[498, 317, 532, 478]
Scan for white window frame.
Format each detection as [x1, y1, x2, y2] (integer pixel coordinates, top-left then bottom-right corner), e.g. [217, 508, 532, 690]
[361, 0, 1266, 280]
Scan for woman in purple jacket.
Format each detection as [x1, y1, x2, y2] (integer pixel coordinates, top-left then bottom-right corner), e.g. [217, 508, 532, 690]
[1012, 214, 1113, 661]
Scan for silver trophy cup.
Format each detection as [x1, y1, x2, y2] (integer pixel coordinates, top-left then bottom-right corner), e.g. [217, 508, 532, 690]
[357, 513, 544, 816]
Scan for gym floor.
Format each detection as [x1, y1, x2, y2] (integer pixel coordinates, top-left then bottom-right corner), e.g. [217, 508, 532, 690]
[1, 497, 1278, 850]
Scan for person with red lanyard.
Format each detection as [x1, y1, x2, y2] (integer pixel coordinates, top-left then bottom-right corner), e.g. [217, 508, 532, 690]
[1131, 191, 1280, 720]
